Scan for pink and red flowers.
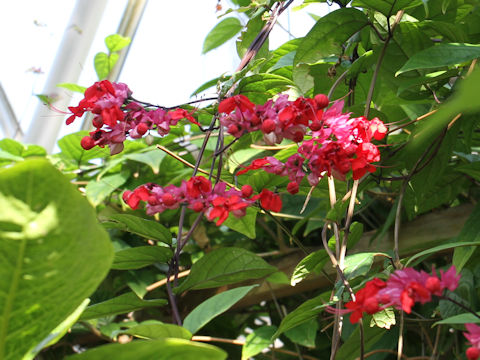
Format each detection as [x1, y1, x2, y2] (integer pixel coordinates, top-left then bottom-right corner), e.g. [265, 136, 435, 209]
[66, 80, 200, 154]
[122, 177, 282, 226]
[343, 266, 459, 324]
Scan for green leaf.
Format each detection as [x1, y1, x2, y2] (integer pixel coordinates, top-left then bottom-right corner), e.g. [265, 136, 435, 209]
[202, 17, 243, 54]
[24, 299, 90, 360]
[108, 214, 172, 245]
[222, 207, 257, 239]
[237, 15, 268, 60]
[351, 0, 422, 16]
[241, 326, 277, 360]
[85, 172, 130, 207]
[456, 161, 480, 181]
[0, 159, 113, 360]
[79, 292, 167, 320]
[57, 132, 109, 164]
[434, 312, 480, 326]
[66, 339, 227, 360]
[407, 241, 480, 267]
[237, 74, 294, 104]
[94, 52, 119, 80]
[184, 285, 257, 334]
[273, 293, 330, 339]
[121, 321, 192, 340]
[56, 83, 87, 93]
[175, 247, 277, 293]
[105, 34, 131, 52]
[370, 307, 396, 329]
[284, 319, 318, 348]
[343, 252, 383, 280]
[453, 202, 480, 271]
[294, 8, 369, 66]
[336, 320, 385, 359]
[112, 246, 173, 270]
[290, 249, 328, 286]
[396, 43, 480, 76]
[125, 149, 166, 174]
[409, 68, 480, 151]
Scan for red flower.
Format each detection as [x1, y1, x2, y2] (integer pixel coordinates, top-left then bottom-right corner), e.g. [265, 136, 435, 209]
[218, 95, 255, 114]
[122, 186, 150, 210]
[169, 108, 200, 126]
[186, 176, 212, 198]
[207, 195, 249, 226]
[345, 278, 386, 324]
[467, 347, 480, 360]
[237, 158, 271, 176]
[252, 189, 282, 212]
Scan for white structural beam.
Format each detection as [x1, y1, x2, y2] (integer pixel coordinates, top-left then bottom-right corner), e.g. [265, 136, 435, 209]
[23, 0, 108, 152]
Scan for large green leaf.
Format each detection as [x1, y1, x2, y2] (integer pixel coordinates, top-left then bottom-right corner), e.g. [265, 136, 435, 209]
[183, 285, 257, 334]
[79, 292, 167, 320]
[112, 246, 173, 270]
[294, 8, 369, 66]
[241, 326, 276, 360]
[273, 293, 330, 339]
[175, 247, 277, 293]
[351, 0, 423, 16]
[452, 202, 480, 271]
[66, 339, 227, 360]
[406, 241, 480, 267]
[396, 43, 480, 76]
[108, 214, 172, 245]
[202, 17, 243, 54]
[121, 321, 192, 340]
[0, 159, 113, 360]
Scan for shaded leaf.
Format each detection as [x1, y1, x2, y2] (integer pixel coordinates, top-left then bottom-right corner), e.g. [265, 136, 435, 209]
[336, 321, 384, 359]
[351, 0, 422, 16]
[66, 339, 227, 360]
[273, 293, 330, 339]
[237, 73, 294, 104]
[121, 321, 192, 340]
[434, 312, 480, 326]
[184, 285, 257, 334]
[86, 172, 130, 207]
[242, 326, 276, 360]
[57, 132, 109, 164]
[112, 246, 173, 270]
[291, 249, 328, 286]
[453, 202, 480, 271]
[108, 214, 172, 245]
[79, 292, 167, 320]
[124, 149, 166, 174]
[396, 43, 480, 76]
[175, 247, 277, 293]
[284, 319, 318, 348]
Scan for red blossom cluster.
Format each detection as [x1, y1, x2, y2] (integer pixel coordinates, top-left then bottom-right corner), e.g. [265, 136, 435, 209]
[342, 266, 460, 324]
[66, 80, 198, 154]
[221, 95, 387, 187]
[122, 176, 282, 226]
[464, 324, 480, 360]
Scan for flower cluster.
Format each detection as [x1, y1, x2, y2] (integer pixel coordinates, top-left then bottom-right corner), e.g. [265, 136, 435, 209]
[464, 324, 480, 360]
[66, 80, 199, 154]
[122, 176, 282, 226]
[344, 266, 460, 324]
[222, 95, 388, 187]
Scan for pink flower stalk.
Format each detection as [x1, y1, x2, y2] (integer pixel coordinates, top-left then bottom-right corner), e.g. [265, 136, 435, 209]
[122, 177, 282, 226]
